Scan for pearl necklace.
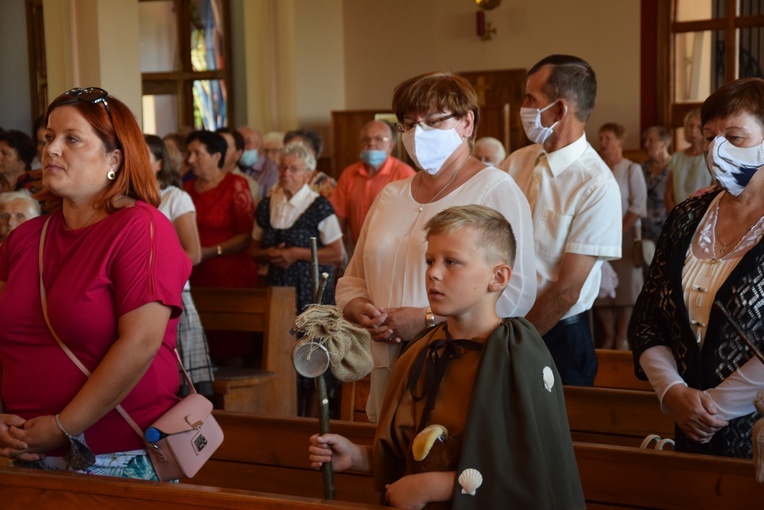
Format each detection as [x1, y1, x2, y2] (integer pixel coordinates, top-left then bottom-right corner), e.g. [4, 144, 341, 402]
[413, 155, 471, 213]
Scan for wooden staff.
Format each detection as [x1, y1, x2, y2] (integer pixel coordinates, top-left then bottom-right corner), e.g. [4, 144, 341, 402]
[310, 237, 334, 500]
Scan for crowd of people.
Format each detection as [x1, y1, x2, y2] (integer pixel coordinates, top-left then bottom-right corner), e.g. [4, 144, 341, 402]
[1, 52, 763, 506]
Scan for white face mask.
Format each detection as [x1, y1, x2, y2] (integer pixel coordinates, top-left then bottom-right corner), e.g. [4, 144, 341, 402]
[520, 101, 565, 145]
[402, 124, 463, 175]
[705, 136, 764, 196]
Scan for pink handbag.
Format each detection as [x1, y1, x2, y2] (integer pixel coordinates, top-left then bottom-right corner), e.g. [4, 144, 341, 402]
[143, 392, 224, 481]
[38, 217, 223, 481]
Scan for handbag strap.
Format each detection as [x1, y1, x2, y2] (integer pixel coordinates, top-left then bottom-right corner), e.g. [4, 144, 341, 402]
[38, 215, 195, 442]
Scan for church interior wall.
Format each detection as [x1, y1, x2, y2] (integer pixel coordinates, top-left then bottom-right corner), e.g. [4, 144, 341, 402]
[1, 0, 641, 149]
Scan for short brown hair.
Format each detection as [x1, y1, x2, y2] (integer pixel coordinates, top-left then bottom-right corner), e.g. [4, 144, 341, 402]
[529, 55, 597, 122]
[599, 122, 626, 140]
[701, 78, 764, 127]
[392, 72, 480, 143]
[424, 205, 516, 268]
[641, 125, 672, 145]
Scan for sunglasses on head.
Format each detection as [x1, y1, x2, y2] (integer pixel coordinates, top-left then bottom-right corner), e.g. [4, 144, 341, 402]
[63, 87, 112, 120]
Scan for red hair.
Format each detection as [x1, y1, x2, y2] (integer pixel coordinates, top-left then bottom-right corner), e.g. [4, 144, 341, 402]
[36, 90, 160, 212]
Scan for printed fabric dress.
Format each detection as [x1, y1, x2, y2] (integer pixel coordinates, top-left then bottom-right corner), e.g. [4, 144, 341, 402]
[256, 195, 337, 312]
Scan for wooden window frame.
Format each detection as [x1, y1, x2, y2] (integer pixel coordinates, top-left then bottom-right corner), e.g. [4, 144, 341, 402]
[140, 0, 234, 130]
[654, 0, 764, 131]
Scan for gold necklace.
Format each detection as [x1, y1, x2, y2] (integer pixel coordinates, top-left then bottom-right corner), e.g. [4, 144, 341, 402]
[713, 195, 760, 257]
[414, 155, 471, 213]
[66, 207, 100, 230]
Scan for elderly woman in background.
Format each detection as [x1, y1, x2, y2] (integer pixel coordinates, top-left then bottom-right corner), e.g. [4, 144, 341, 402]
[146, 134, 214, 398]
[631, 77, 764, 458]
[251, 141, 343, 416]
[336, 71, 536, 422]
[262, 131, 285, 166]
[0, 190, 41, 244]
[0, 87, 190, 478]
[183, 130, 258, 289]
[284, 128, 336, 198]
[471, 136, 507, 166]
[593, 123, 647, 350]
[641, 126, 672, 243]
[0, 130, 37, 192]
[665, 109, 711, 212]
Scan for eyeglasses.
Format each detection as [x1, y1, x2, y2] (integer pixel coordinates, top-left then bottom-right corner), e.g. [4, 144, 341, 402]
[278, 163, 308, 174]
[394, 113, 458, 133]
[64, 87, 112, 121]
[360, 136, 391, 145]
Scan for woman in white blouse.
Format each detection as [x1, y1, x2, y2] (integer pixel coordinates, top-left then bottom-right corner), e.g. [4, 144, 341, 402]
[335, 72, 536, 422]
[593, 123, 647, 350]
[631, 78, 764, 458]
[146, 134, 213, 398]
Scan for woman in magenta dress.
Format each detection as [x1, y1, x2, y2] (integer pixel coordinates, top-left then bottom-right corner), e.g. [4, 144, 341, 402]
[0, 88, 190, 479]
[183, 130, 257, 289]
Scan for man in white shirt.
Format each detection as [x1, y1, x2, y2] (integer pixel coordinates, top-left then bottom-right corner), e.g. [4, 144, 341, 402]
[501, 54, 622, 385]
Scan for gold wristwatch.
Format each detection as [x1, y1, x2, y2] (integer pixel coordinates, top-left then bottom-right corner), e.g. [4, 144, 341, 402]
[425, 307, 436, 328]
[216, 244, 223, 256]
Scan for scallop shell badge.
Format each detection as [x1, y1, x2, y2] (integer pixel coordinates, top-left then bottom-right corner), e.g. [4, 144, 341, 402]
[458, 468, 483, 496]
[543, 366, 554, 392]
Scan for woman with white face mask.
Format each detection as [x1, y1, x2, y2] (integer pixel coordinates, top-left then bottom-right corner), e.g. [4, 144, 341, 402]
[631, 77, 764, 459]
[335, 71, 536, 422]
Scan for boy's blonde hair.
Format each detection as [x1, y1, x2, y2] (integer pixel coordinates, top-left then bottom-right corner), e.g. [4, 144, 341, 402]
[424, 205, 516, 268]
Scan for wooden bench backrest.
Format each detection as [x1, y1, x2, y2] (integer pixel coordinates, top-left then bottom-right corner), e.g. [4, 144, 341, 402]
[4, 413, 761, 509]
[191, 413, 763, 510]
[190, 287, 297, 416]
[342, 349, 654, 421]
[593, 349, 653, 391]
[564, 386, 674, 446]
[0, 465, 386, 510]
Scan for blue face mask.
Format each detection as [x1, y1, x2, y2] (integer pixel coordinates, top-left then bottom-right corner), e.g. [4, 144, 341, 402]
[239, 148, 259, 168]
[360, 150, 387, 168]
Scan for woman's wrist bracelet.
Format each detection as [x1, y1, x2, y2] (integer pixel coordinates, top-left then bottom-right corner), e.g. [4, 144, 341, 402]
[55, 413, 74, 439]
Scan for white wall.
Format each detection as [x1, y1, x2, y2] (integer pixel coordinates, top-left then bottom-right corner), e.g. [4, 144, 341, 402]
[341, 0, 642, 148]
[2, 0, 643, 149]
[0, 0, 33, 132]
[293, 0, 345, 149]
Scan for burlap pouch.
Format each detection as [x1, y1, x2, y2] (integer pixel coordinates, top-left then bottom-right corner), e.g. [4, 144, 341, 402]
[293, 305, 373, 382]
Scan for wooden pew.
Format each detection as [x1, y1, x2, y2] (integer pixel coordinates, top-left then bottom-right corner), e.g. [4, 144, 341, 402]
[191, 413, 379, 504]
[188, 413, 763, 509]
[342, 349, 653, 422]
[593, 349, 653, 391]
[564, 386, 674, 447]
[3, 414, 761, 509]
[0, 465, 387, 510]
[577, 443, 763, 510]
[191, 287, 297, 417]
[343, 379, 672, 447]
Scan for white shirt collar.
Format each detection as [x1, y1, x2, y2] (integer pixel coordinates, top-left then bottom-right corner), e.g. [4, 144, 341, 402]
[545, 133, 588, 177]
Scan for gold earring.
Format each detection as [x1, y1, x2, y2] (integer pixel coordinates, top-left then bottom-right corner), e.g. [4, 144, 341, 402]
[107, 168, 116, 180]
